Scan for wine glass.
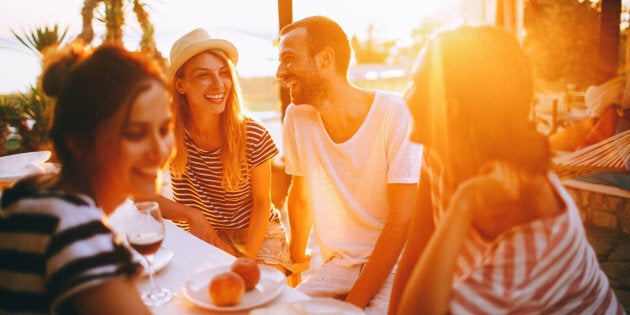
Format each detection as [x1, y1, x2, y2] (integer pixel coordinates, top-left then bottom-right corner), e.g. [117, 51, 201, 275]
[125, 201, 173, 307]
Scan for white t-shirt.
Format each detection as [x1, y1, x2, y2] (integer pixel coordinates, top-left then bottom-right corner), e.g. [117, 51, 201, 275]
[283, 91, 422, 266]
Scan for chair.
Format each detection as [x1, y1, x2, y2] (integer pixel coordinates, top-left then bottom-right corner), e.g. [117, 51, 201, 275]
[565, 90, 590, 125]
[532, 94, 565, 134]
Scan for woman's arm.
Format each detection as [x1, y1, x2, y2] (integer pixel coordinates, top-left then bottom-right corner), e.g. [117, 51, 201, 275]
[398, 166, 515, 314]
[139, 194, 236, 255]
[71, 277, 150, 315]
[397, 184, 474, 315]
[388, 169, 434, 314]
[243, 159, 273, 259]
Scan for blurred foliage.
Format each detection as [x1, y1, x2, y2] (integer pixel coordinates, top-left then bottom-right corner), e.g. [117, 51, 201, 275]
[352, 24, 396, 64]
[240, 77, 283, 112]
[395, 17, 443, 66]
[2, 24, 65, 156]
[16, 86, 53, 153]
[351, 18, 442, 67]
[102, 0, 125, 44]
[2, 0, 166, 155]
[353, 76, 410, 93]
[79, 0, 166, 67]
[0, 87, 53, 156]
[0, 95, 24, 156]
[10, 24, 70, 57]
[240, 76, 409, 113]
[523, 0, 601, 89]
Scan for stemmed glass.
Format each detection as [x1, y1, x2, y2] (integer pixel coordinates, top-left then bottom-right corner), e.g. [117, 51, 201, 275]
[125, 201, 173, 307]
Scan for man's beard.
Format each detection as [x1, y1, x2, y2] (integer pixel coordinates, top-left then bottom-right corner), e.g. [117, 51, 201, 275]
[291, 69, 327, 106]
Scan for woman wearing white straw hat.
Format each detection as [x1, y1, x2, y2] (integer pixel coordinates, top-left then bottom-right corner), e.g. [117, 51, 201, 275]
[146, 28, 292, 274]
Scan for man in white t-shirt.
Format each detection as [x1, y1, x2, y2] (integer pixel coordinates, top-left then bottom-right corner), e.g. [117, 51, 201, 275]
[276, 16, 422, 314]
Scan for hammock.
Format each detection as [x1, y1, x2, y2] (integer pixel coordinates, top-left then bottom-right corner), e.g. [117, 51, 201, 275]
[552, 129, 630, 179]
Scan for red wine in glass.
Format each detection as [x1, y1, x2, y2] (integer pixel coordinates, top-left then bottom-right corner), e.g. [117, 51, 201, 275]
[129, 232, 164, 256]
[126, 201, 173, 307]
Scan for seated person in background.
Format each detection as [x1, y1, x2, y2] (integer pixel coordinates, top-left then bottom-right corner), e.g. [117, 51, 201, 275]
[389, 25, 623, 314]
[551, 76, 630, 189]
[144, 29, 293, 274]
[276, 16, 421, 314]
[577, 75, 630, 150]
[550, 75, 629, 151]
[0, 44, 174, 314]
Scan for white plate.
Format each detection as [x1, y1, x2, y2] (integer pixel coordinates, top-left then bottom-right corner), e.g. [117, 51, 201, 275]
[251, 297, 365, 315]
[182, 264, 285, 311]
[134, 246, 174, 277]
[0, 151, 52, 181]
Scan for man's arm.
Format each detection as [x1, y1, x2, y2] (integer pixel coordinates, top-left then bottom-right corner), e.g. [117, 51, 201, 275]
[287, 175, 313, 265]
[345, 183, 416, 309]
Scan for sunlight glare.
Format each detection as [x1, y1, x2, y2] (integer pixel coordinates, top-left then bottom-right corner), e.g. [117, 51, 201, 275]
[294, 0, 457, 41]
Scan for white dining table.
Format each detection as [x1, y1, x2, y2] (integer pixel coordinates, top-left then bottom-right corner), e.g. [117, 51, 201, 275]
[109, 201, 310, 315]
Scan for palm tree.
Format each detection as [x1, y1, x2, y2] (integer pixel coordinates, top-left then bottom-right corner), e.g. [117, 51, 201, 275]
[15, 86, 53, 153]
[0, 87, 53, 155]
[5, 24, 69, 155]
[351, 24, 395, 65]
[132, 0, 161, 58]
[10, 24, 70, 58]
[77, 0, 165, 67]
[0, 96, 25, 156]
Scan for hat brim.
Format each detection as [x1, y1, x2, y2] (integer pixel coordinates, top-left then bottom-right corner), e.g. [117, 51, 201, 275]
[167, 39, 238, 84]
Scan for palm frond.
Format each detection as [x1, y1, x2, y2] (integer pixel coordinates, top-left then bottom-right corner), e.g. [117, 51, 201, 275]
[14, 85, 53, 151]
[10, 24, 70, 56]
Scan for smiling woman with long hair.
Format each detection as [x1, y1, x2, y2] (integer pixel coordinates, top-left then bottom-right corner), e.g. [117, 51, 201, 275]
[143, 29, 293, 276]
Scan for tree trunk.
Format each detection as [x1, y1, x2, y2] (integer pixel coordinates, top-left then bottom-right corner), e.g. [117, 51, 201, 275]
[596, 0, 621, 84]
[277, 0, 292, 120]
[274, 0, 293, 213]
[105, 0, 125, 45]
[78, 0, 100, 44]
[133, 0, 166, 69]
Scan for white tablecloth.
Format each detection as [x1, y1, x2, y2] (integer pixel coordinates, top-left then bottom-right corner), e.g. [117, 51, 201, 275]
[109, 200, 309, 314]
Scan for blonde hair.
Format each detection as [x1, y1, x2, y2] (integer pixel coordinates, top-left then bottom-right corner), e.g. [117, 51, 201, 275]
[415, 25, 550, 175]
[170, 50, 248, 191]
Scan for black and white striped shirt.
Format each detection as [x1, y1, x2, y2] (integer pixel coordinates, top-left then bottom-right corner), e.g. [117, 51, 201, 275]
[172, 118, 279, 230]
[0, 183, 139, 314]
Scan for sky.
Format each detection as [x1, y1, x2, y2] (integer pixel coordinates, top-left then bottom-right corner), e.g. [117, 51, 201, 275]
[0, 0, 470, 94]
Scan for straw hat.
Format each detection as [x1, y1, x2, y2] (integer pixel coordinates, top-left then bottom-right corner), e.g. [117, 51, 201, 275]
[167, 28, 238, 83]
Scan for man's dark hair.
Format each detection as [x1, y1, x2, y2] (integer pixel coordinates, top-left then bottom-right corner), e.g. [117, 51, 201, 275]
[280, 15, 351, 75]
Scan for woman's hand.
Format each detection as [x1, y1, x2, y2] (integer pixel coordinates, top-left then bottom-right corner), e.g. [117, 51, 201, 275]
[187, 211, 237, 256]
[452, 162, 531, 240]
